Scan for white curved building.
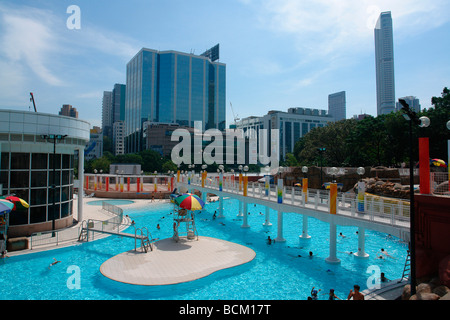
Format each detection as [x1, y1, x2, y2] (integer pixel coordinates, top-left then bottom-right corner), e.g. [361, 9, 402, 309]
[0, 110, 90, 237]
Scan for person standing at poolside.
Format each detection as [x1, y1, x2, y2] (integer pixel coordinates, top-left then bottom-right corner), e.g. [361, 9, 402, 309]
[347, 285, 364, 300]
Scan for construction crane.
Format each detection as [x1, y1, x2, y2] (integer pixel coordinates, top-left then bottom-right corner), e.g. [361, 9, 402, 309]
[29, 92, 37, 112]
[230, 102, 240, 125]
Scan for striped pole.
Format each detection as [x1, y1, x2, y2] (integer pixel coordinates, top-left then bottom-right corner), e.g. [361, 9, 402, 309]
[243, 176, 248, 197]
[329, 183, 337, 214]
[302, 178, 308, 203]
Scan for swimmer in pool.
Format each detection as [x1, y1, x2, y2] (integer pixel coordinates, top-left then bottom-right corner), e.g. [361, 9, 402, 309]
[49, 258, 60, 268]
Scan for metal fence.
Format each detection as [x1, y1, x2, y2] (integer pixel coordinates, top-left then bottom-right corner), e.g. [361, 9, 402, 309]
[30, 201, 124, 249]
[431, 172, 450, 195]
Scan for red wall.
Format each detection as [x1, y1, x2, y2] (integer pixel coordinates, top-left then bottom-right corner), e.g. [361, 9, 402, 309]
[415, 194, 450, 279]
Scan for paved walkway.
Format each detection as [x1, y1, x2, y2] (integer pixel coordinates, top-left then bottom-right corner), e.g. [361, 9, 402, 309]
[100, 236, 256, 286]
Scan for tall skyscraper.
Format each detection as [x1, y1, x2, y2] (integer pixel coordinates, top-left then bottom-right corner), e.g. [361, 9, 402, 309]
[125, 45, 226, 153]
[328, 91, 346, 121]
[102, 91, 113, 139]
[112, 83, 126, 123]
[375, 11, 395, 115]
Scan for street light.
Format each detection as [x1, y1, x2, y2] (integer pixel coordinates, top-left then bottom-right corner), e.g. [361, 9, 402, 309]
[399, 98, 428, 296]
[357, 167, 365, 180]
[41, 134, 67, 236]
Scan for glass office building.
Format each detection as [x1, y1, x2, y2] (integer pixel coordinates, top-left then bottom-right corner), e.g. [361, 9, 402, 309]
[125, 47, 226, 153]
[328, 91, 346, 121]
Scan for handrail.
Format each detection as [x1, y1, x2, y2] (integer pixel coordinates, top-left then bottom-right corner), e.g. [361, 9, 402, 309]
[30, 201, 125, 249]
[181, 180, 410, 229]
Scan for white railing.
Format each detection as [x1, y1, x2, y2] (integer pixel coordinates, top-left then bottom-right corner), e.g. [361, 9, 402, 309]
[183, 179, 410, 227]
[30, 201, 125, 249]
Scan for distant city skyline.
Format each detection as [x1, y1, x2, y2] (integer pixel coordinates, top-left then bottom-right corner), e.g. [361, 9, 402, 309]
[0, 1, 449, 128]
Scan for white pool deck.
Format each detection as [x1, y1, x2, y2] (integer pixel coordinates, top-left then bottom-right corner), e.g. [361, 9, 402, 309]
[11, 197, 405, 299]
[100, 236, 256, 286]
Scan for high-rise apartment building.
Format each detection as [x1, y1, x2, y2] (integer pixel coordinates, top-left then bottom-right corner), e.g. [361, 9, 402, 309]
[113, 121, 125, 155]
[328, 91, 346, 121]
[125, 45, 226, 153]
[375, 11, 395, 115]
[59, 104, 78, 118]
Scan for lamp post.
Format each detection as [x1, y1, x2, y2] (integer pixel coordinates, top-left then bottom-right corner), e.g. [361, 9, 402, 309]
[318, 147, 326, 187]
[41, 134, 67, 236]
[399, 99, 430, 296]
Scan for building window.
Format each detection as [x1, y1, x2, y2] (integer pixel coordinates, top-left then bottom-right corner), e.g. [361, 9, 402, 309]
[2, 152, 75, 226]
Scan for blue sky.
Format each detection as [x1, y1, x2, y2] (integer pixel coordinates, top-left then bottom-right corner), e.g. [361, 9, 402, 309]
[0, 0, 449, 128]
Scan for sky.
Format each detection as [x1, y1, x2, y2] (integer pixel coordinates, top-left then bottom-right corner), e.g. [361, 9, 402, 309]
[0, 0, 449, 129]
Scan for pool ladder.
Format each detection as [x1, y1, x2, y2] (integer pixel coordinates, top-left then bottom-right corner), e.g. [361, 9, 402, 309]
[399, 250, 411, 283]
[136, 227, 153, 253]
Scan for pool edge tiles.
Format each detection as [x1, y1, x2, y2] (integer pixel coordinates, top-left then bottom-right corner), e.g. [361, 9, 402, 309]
[99, 236, 256, 286]
[86, 200, 135, 206]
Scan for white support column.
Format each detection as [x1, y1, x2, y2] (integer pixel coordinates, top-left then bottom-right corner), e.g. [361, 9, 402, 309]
[299, 215, 311, 239]
[218, 195, 224, 218]
[241, 200, 250, 228]
[237, 199, 243, 217]
[201, 190, 207, 203]
[354, 226, 369, 259]
[263, 205, 272, 226]
[325, 219, 341, 264]
[77, 147, 84, 223]
[275, 209, 285, 242]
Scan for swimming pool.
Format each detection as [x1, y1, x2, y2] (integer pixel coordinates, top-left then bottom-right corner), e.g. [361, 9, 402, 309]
[0, 198, 407, 300]
[86, 199, 135, 206]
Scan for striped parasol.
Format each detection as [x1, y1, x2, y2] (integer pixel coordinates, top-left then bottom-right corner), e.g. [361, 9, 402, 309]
[0, 199, 14, 215]
[1, 196, 29, 211]
[173, 193, 205, 211]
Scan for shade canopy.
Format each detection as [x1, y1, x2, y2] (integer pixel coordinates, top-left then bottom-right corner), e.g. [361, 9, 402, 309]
[173, 194, 205, 211]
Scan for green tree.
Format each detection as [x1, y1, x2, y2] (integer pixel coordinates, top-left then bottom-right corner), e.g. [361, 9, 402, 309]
[162, 159, 177, 173]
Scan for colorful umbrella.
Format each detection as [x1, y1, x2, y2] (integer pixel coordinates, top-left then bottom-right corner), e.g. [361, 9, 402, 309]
[174, 193, 205, 211]
[430, 159, 447, 168]
[3, 196, 29, 211]
[0, 200, 14, 215]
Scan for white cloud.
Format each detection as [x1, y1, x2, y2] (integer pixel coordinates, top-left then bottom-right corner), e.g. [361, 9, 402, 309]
[252, 0, 450, 60]
[240, 0, 450, 89]
[0, 6, 64, 86]
[0, 3, 139, 114]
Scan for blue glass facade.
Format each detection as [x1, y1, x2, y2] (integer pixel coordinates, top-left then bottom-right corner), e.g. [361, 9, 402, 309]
[125, 48, 226, 153]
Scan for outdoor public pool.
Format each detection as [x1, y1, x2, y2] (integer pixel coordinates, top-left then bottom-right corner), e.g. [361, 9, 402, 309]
[0, 198, 408, 300]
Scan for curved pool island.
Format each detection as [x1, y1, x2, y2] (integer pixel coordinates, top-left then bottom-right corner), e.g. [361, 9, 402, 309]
[100, 236, 256, 286]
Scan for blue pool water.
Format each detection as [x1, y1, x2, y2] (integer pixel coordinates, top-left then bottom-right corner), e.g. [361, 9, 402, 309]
[86, 200, 135, 206]
[0, 198, 407, 300]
